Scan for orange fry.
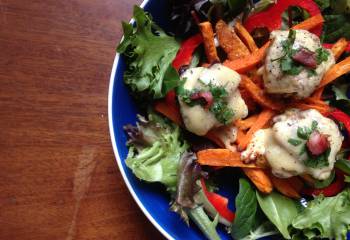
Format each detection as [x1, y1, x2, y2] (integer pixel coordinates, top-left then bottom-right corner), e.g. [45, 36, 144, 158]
[290, 102, 331, 115]
[269, 175, 302, 199]
[216, 20, 250, 61]
[235, 115, 259, 130]
[240, 75, 283, 111]
[197, 149, 261, 168]
[238, 109, 275, 151]
[292, 14, 324, 31]
[243, 168, 273, 194]
[331, 37, 348, 60]
[318, 56, 350, 88]
[224, 41, 271, 73]
[199, 22, 220, 64]
[234, 21, 258, 52]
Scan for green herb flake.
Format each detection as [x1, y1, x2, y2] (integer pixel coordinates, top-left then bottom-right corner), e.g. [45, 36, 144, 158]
[178, 82, 234, 125]
[316, 47, 330, 65]
[311, 120, 318, 131]
[345, 175, 350, 183]
[304, 148, 331, 168]
[297, 126, 312, 140]
[288, 138, 303, 146]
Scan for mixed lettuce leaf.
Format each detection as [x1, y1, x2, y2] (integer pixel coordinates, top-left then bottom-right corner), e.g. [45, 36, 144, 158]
[117, 6, 180, 99]
[291, 189, 350, 240]
[124, 113, 188, 193]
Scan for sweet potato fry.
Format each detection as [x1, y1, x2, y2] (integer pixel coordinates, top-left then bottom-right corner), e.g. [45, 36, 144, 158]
[234, 21, 258, 52]
[290, 102, 331, 115]
[216, 20, 250, 61]
[292, 14, 324, 31]
[205, 130, 225, 148]
[197, 149, 262, 168]
[224, 41, 271, 73]
[269, 175, 302, 199]
[310, 87, 324, 100]
[199, 22, 220, 64]
[318, 56, 350, 89]
[235, 115, 258, 130]
[238, 87, 257, 112]
[235, 128, 246, 146]
[240, 75, 283, 111]
[331, 37, 348, 60]
[243, 168, 273, 194]
[238, 109, 275, 151]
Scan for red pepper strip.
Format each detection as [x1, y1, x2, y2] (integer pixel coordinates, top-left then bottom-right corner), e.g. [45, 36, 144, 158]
[172, 34, 203, 71]
[323, 43, 350, 53]
[200, 179, 235, 222]
[244, 0, 322, 36]
[302, 170, 345, 197]
[327, 109, 350, 136]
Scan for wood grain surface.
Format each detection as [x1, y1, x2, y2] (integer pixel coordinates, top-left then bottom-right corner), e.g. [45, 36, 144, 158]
[0, 0, 163, 239]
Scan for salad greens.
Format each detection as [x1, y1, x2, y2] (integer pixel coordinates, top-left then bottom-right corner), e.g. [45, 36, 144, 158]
[124, 113, 188, 193]
[241, 222, 279, 240]
[118, 2, 350, 240]
[117, 6, 180, 100]
[316, 0, 350, 43]
[170, 0, 248, 38]
[231, 179, 258, 239]
[291, 189, 350, 240]
[256, 191, 299, 239]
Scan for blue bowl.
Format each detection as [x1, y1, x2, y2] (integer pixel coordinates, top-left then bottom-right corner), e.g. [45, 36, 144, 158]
[108, 1, 350, 239]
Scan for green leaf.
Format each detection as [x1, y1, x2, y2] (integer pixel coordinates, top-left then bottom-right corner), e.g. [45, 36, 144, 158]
[125, 114, 188, 193]
[316, 47, 330, 64]
[335, 158, 350, 175]
[304, 148, 331, 169]
[117, 6, 180, 99]
[331, 0, 350, 14]
[257, 191, 299, 239]
[297, 126, 311, 140]
[291, 189, 350, 240]
[314, 170, 335, 189]
[188, 206, 221, 240]
[231, 179, 257, 239]
[323, 15, 350, 42]
[241, 221, 279, 240]
[332, 84, 349, 101]
[345, 175, 350, 183]
[315, 0, 330, 10]
[288, 138, 303, 146]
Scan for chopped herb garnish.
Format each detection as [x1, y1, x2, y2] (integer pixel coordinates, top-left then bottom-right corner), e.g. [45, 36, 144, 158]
[274, 30, 327, 76]
[288, 138, 303, 146]
[316, 47, 330, 65]
[178, 81, 234, 125]
[311, 120, 318, 131]
[292, 121, 330, 169]
[304, 148, 331, 168]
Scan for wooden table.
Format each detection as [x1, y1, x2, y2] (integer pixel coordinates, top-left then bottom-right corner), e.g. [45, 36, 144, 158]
[0, 1, 163, 239]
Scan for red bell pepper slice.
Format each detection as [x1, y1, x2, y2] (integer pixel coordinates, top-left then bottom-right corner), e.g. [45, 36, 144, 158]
[200, 179, 235, 222]
[172, 34, 203, 71]
[323, 43, 350, 53]
[328, 109, 350, 136]
[302, 170, 345, 197]
[244, 0, 322, 36]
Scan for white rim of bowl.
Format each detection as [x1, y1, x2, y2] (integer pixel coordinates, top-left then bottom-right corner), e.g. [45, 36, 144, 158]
[108, 1, 174, 239]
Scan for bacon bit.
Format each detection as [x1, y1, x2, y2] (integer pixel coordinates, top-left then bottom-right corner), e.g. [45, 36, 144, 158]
[292, 48, 317, 69]
[306, 131, 330, 156]
[190, 91, 213, 109]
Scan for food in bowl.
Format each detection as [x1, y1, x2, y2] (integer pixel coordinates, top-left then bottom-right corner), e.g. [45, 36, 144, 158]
[116, 0, 350, 239]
